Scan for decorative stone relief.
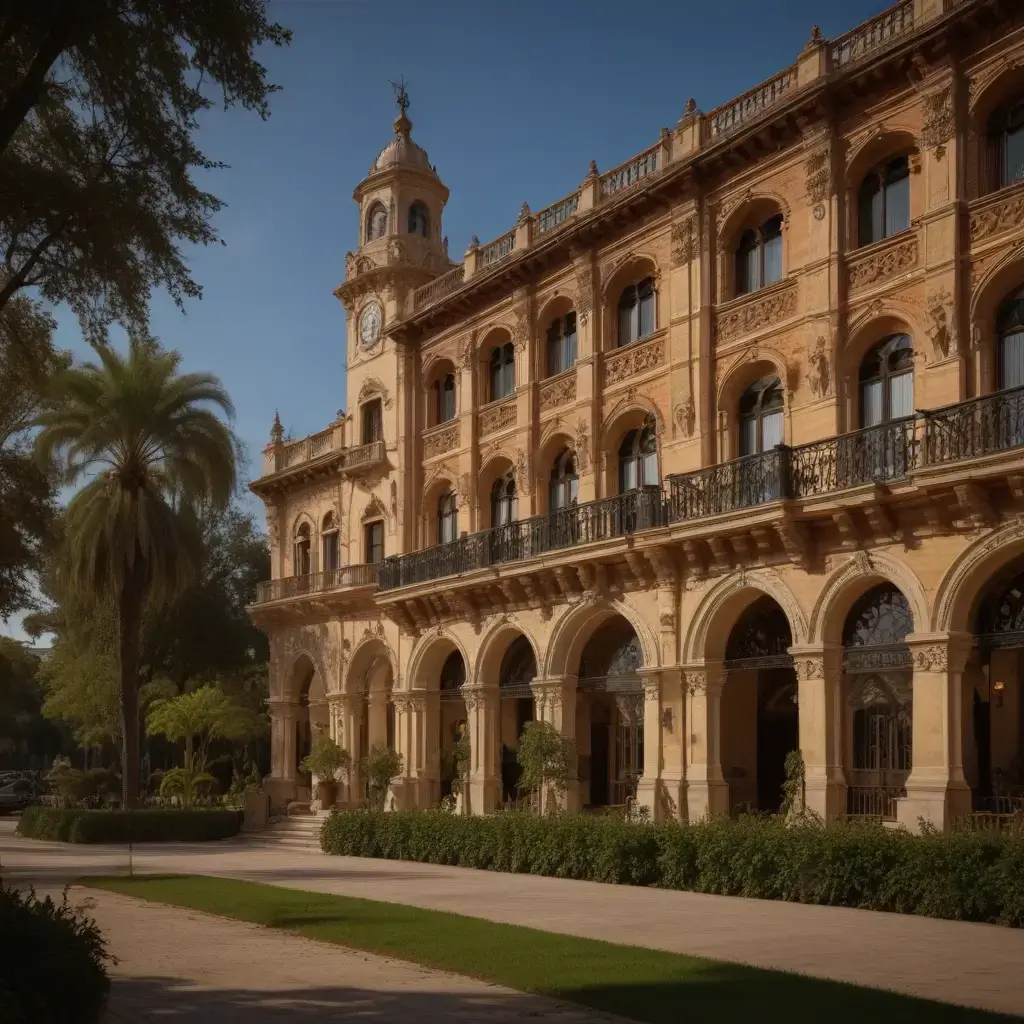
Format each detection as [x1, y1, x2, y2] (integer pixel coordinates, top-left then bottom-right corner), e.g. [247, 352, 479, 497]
[361, 494, 389, 522]
[673, 394, 696, 438]
[604, 337, 665, 386]
[456, 332, 475, 379]
[714, 188, 753, 253]
[574, 419, 590, 474]
[539, 373, 577, 412]
[804, 144, 831, 221]
[480, 399, 517, 436]
[514, 449, 532, 495]
[389, 480, 398, 520]
[847, 238, 918, 293]
[715, 284, 797, 343]
[572, 252, 594, 326]
[927, 287, 955, 360]
[911, 644, 948, 673]
[970, 192, 1024, 244]
[794, 657, 824, 680]
[423, 423, 460, 459]
[685, 670, 707, 696]
[512, 292, 531, 352]
[807, 336, 831, 398]
[457, 472, 471, 509]
[670, 217, 696, 267]
[921, 86, 955, 158]
[358, 376, 393, 410]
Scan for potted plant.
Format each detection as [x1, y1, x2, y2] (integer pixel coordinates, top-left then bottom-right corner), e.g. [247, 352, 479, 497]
[299, 735, 351, 810]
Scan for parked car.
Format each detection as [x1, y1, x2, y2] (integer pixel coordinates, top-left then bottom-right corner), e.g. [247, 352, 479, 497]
[0, 777, 38, 814]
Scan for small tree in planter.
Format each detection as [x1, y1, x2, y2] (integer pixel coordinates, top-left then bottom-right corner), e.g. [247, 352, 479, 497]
[299, 736, 351, 810]
[362, 744, 403, 812]
[451, 725, 471, 814]
[516, 721, 576, 816]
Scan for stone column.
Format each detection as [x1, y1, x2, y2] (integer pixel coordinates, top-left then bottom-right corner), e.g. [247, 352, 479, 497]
[635, 669, 664, 820]
[463, 685, 499, 815]
[390, 692, 423, 810]
[530, 676, 579, 811]
[335, 692, 364, 807]
[367, 687, 389, 749]
[684, 663, 728, 821]
[899, 632, 973, 831]
[265, 697, 300, 810]
[789, 645, 846, 821]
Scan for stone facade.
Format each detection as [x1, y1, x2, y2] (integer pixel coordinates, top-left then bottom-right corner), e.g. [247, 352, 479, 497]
[250, 0, 1024, 831]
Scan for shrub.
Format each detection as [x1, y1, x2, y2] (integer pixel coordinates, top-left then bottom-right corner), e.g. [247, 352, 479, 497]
[17, 806, 242, 843]
[319, 810, 1024, 928]
[0, 886, 111, 1023]
[361, 744, 403, 811]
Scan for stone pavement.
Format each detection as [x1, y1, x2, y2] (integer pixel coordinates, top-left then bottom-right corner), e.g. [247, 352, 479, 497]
[76, 887, 621, 1023]
[4, 819, 1023, 1017]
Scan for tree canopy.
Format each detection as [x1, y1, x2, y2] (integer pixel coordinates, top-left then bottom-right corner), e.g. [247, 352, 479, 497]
[0, 1, 291, 343]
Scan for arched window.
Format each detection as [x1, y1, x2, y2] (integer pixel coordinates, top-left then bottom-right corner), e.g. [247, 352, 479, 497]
[437, 491, 458, 544]
[988, 96, 1024, 192]
[844, 584, 914, 650]
[735, 215, 783, 296]
[439, 650, 466, 692]
[321, 512, 339, 572]
[857, 156, 910, 247]
[859, 335, 913, 427]
[546, 312, 577, 376]
[362, 398, 383, 443]
[489, 343, 515, 401]
[366, 202, 388, 241]
[725, 596, 793, 667]
[997, 288, 1024, 391]
[617, 278, 655, 347]
[499, 636, 537, 690]
[738, 377, 784, 456]
[408, 201, 430, 237]
[490, 473, 517, 526]
[549, 448, 578, 510]
[432, 373, 457, 424]
[618, 421, 658, 492]
[294, 523, 311, 576]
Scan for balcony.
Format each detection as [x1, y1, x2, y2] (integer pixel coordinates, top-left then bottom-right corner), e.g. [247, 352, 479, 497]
[378, 386, 1024, 594]
[253, 564, 379, 606]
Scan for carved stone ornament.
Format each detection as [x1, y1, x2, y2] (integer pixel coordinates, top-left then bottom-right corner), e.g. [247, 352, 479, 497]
[921, 86, 955, 158]
[670, 217, 696, 267]
[807, 336, 831, 398]
[604, 337, 665, 386]
[804, 145, 831, 211]
[358, 376, 393, 410]
[927, 287, 955, 360]
[674, 394, 696, 438]
[265, 505, 281, 550]
[361, 494, 389, 522]
[970, 192, 1024, 244]
[715, 284, 797, 343]
[795, 657, 824, 680]
[539, 373, 577, 412]
[659, 610, 675, 629]
[574, 419, 590, 473]
[389, 480, 398, 520]
[456, 333, 475, 376]
[480, 399, 517, 436]
[912, 644, 948, 673]
[423, 423, 460, 459]
[847, 238, 918, 293]
[514, 450, 531, 495]
[574, 260, 594, 322]
[457, 472, 471, 509]
[512, 296, 531, 352]
[685, 671, 707, 696]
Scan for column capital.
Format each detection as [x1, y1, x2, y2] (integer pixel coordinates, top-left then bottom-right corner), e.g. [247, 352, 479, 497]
[905, 631, 974, 674]
[787, 642, 844, 679]
[461, 684, 498, 710]
[681, 661, 724, 695]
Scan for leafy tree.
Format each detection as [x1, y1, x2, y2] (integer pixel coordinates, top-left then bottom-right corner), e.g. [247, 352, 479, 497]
[516, 721, 577, 816]
[362, 744, 403, 812]
[0, 1, 291, 342]
[0, 636, 64, 769]
[34, 339, 237, 807]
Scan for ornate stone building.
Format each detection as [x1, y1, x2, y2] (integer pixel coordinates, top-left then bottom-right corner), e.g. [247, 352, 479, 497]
[251, 0, 1024, 831]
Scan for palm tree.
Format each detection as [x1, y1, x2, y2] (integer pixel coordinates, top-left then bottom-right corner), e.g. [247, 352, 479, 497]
[35, 339, 236, 807]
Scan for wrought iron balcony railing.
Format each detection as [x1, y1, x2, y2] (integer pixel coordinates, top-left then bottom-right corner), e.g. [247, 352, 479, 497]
[377, 385, 1024, 594]
[254, 563, 379, 604]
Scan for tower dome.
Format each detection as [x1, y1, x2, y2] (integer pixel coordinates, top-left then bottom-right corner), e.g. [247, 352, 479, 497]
[367, 83, 437, 177]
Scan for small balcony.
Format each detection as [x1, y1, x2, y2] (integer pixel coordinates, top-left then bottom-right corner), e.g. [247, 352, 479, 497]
[253, 563, 380, 607]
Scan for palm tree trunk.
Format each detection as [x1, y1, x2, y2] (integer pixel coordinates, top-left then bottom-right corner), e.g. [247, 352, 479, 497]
[117, 561, 146, 809]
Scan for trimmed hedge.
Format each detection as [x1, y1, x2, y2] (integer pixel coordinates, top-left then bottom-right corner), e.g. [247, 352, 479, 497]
[0, 886, 110, 1023]
[320, 810, 1024, 928]
[17, 806, 242, 844]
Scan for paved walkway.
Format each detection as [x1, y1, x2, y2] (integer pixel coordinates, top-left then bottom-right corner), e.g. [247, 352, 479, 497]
[4, 820, 1023, 1017]
[72, 887, 620, 1023]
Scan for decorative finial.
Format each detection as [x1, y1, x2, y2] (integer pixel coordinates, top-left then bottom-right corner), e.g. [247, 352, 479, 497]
[519, 201, 531, 220]
[471, 234, 480, 247]
[270, 410, 284, 443]
[802, 26, 823, 52]
[684, 97, 697, 116]
[588, 159, 598, 176]
[390, 77, 410, 118]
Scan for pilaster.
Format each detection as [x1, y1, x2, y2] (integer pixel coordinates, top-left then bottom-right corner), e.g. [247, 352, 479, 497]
[683, 663, 728, 821]
[530, 676, 579, 811]
[463, 685, 500, 815]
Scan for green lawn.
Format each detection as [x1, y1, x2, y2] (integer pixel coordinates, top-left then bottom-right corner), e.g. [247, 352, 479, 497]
[85, 875, 1006, 1023]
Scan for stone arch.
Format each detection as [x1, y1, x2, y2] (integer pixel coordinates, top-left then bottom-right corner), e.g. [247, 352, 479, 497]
[472, 615, 541, 686]
[842, 310, 921, 420]
[600, 395, 663, 448]
[600, 251, 660, 299]
[345, 635, 394, 695]
[282, 650, 322, 702]
[683, 567, 808, 664]
[536, 291, 577, 328]
[932, 520, 1024, 635]
[970, 254, 1024, 394]
[716, 349, 790, 413]
[422, 471, 458, 547]
[545, 595, 659, 680]
[291, 510, 315, 537]
[808, 550, 929, 647]
[360, 493, 389, 524]
[718, 192, 792, 297]
[406, 627, 473, 690]
[967, 63, 1024, 198]
[422, 352, 456, 388]
[844, 127, 918, 188]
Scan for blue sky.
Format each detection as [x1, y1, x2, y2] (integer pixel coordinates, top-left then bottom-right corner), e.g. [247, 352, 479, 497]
[13, 0, 889, 640]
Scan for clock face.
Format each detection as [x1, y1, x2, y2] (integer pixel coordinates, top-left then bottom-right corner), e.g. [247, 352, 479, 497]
[359, 302, 382, 349]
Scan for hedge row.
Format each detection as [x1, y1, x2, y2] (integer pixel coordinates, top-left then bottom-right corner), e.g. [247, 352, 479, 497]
[0, 886, 110, 1023]
[17, 806, 242, 844]
[320, 810, 1024, 927]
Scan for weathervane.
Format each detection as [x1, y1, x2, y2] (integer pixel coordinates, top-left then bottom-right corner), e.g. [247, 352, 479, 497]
[390, 77, 410, 118]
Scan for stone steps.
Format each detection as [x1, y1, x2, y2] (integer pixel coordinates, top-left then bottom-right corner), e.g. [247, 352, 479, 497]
[243, 813, 326, 852]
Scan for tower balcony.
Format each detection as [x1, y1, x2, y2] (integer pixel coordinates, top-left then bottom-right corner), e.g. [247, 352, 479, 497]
[251, 428, 388, 498]
[248, 563, 380, 625]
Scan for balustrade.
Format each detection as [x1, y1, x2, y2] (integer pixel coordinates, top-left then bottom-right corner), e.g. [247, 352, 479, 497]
[708, 68, 796, 140]
[830, 0, 913, 67]
[254, 563, 379, 604]
[923, 387, 1024, 464]
[342, 439, 385, 469]
[599, 146, 660, 198]
[413, 264, 465, 310]
[536, 191, 580, 235]
[480, 230, 516, 268]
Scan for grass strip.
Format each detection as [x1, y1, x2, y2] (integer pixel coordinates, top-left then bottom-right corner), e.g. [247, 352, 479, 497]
[84, 875, 1007, 1023]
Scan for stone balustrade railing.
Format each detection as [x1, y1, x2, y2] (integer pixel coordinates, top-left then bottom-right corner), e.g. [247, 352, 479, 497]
[830, 0, 914, 68]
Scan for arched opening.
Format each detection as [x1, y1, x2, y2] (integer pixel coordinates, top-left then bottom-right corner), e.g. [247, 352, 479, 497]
[489, 341, 516, 401]
[546, 310, 578, 377]
[970, 560, 1024, 812]
[438, 649, 468, 801]
[365, 201, 388, 242]
[408, 200, 430, 237]
[576, 616, 644, 809]
[294, 522, 311, 577]
[987, 95, 1024, 193]
[488, 471, 520, 564]
[857, 155, 911, 247]
[296, 665, 328, 797]
[498, 635, 536, 803]
[617, 277, 655, 348]
[437, 490, 458, 545]
[735, 214, 783, 296]
[856, 334, 914, 480]
[842, 583, 913, 820]
[321, 512, 339, 574]
[618, 417, 658, 492]
[720, 596, 797, 814]
[738, 376, 784, 456]
[361, 397, 383, 444]
[549, 448, 579, 511]
[997, 287, 1024, 392]
[430, 372, 457, 425]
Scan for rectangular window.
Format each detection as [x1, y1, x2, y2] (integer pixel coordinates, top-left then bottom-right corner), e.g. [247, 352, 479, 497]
[861, 380, 883, 428]
[638, 291, 655, 340]
[442, 384, 456, 422]
[364, 521, 384, 564]
[763, 233, 783, 286]
[885, 174, 910, 237]
[761, 410, 784, 451]
[618, 304, 635, 348]
[888, 372, 914, 420]
[1001, 329, 1024, 390]
[362, 400, 383, 443]
[322, 532, 339, 572]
